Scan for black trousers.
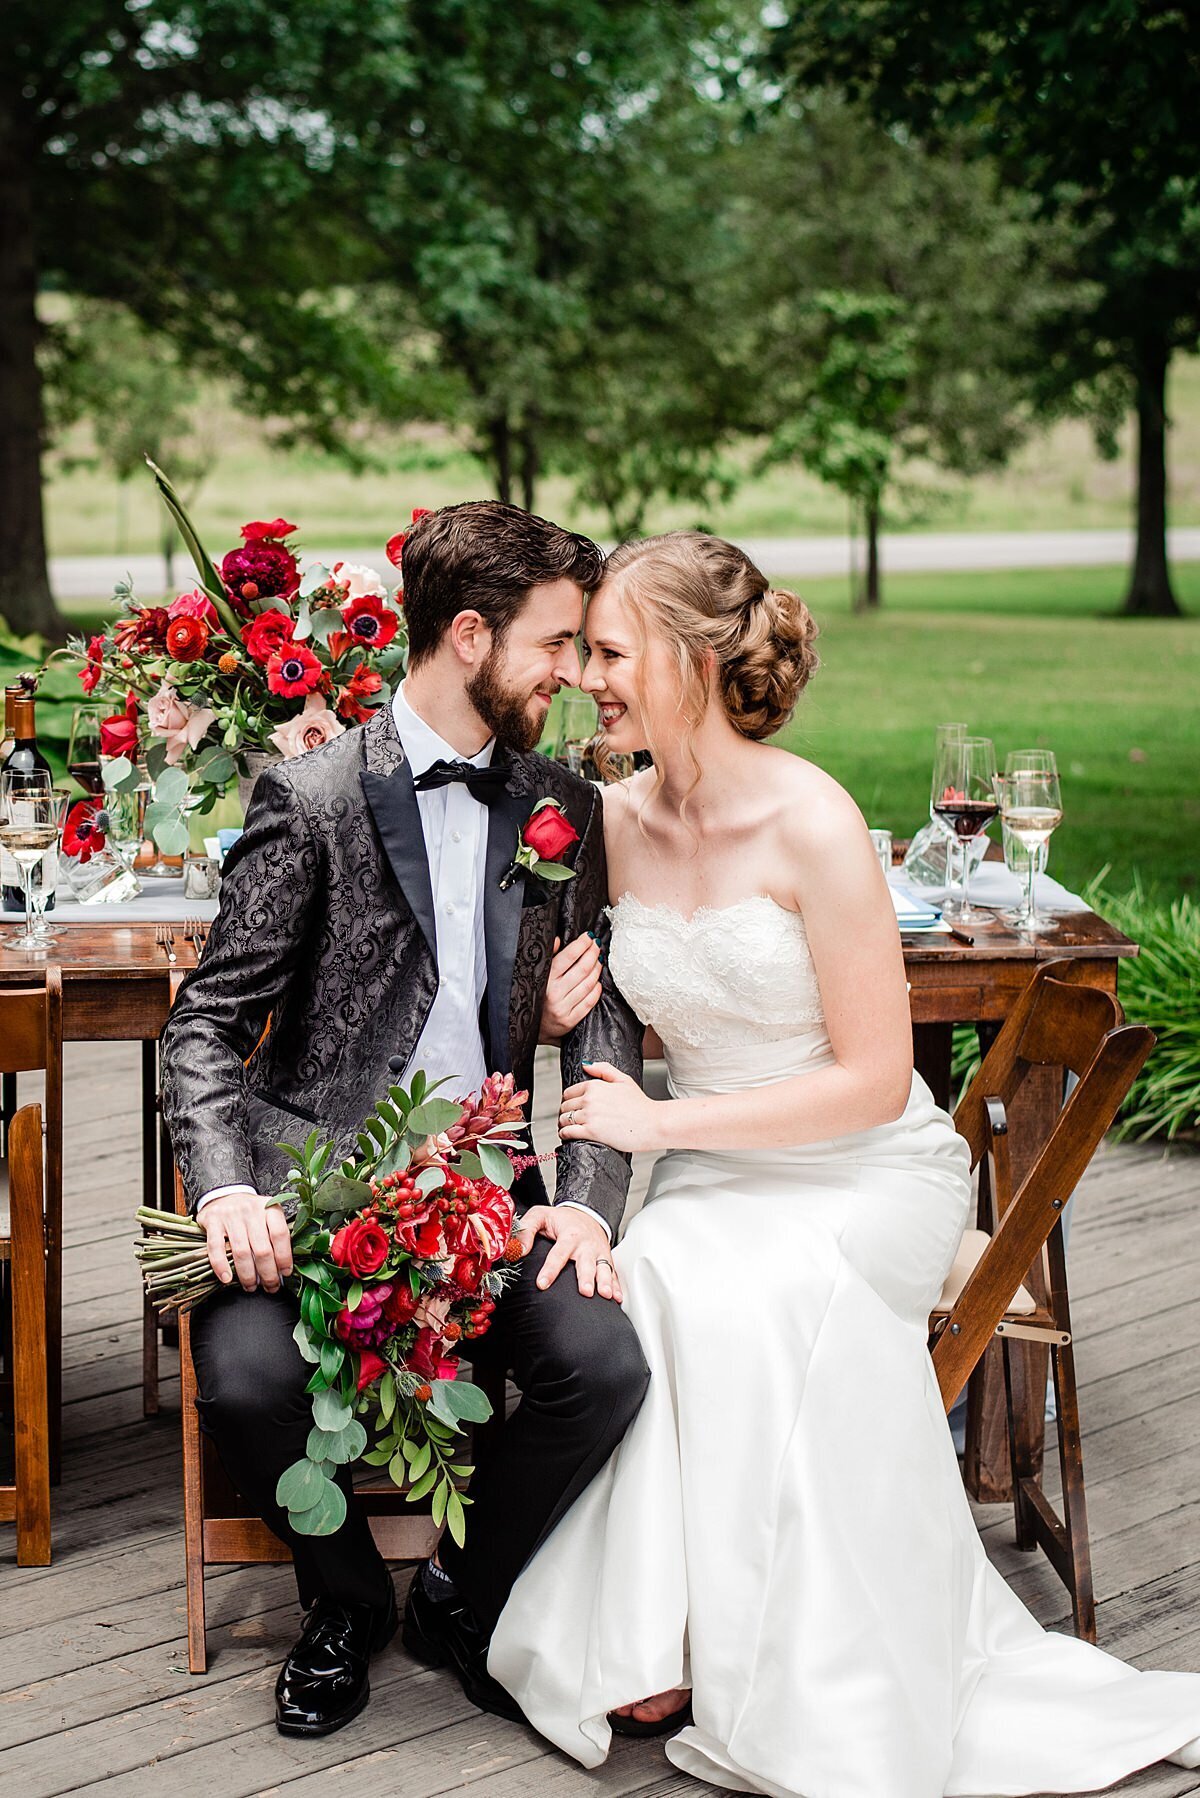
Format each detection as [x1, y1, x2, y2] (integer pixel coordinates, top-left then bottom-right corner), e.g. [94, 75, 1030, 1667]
[190, 1234, 650, 1631]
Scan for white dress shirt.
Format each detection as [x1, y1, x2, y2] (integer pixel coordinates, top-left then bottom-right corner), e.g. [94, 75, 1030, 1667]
[198, 684, 609, 1236]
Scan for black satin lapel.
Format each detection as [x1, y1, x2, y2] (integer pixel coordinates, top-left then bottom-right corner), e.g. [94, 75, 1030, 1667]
[483, 780, 533, 1069]
[360, 764, 437, 962]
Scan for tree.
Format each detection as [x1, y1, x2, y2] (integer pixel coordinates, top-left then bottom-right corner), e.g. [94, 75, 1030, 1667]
[2, 1, 406, 636]
[773, 2, 1200, 617]
[733, 92, 1065, 604]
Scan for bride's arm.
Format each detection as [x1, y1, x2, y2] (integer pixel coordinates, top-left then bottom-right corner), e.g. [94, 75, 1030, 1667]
[560, 784, 914, 1154]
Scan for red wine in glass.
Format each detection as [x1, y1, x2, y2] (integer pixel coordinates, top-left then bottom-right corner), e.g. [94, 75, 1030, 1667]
[933, 792, 999, 841]
[68, 760, 105, 794]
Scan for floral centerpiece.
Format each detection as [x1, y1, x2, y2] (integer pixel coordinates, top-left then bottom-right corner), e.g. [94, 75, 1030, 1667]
[136, 1070, 534, 1543]
[62, 463, 414, 848]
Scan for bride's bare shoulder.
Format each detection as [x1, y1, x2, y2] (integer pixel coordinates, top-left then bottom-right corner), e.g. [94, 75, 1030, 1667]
[600, 770, 650, 836]
[763, 749, 870, 859]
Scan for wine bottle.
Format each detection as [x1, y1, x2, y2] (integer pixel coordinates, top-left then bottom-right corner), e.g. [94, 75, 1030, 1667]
[2, 691, 58, 913]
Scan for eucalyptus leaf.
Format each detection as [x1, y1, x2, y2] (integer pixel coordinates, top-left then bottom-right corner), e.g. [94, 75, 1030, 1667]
[292, 1319, 321, 1365]
[312, 1388, 353, 1432]
[101, 755, 134, 791]
[276, 1457, 327, 1511]
[289, 1477, 348, 1537]
[293, 601, 313, 641]
[153, 765, 190, 805]
[306, 1419, 367, 1465]
[431, 1379, 493, 1424]
[415, 1166, 445, 1197]
[478, 1140, 515, 1189]
[408, 1097, 463, 1136]
[375, 1137, 412, 1180]
[453, 1151, 484, 1180]
[312, 1173, 373, 1213]
[299, 563, 331, 598]
[307, 606, 341, 643]
[152, 816, 191, 856]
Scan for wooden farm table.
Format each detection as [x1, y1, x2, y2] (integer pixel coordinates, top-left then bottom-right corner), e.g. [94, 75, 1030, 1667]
[1, 906, 1137, 1499]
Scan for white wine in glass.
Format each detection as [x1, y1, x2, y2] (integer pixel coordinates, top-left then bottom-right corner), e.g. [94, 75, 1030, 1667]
[0, 769, 66, 950]
[1000, 750, 1062, 931]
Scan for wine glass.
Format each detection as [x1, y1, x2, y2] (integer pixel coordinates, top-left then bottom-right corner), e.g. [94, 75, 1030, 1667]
[1000, 750, 1062, 932]
[931, 735, 999, 925]
[559, 693, 599, 777]
[67, 706, 106, 795]
[0, 769, 67, 951]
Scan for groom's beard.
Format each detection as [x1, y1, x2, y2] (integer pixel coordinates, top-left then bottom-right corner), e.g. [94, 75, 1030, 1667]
[466, 645, 547, 754]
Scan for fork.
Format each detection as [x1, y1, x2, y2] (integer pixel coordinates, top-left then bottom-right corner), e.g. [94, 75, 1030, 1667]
[155, 923, 177, 964]
[183, 916, 208, 960]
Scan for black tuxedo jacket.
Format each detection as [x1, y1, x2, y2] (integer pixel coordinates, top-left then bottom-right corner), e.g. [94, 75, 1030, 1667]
[161, 704, 642, 1230]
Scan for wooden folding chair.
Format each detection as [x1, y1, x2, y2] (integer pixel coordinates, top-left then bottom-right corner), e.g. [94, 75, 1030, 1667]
[929, 960, 1154, 1642]
[173, 1158, 507, 1672]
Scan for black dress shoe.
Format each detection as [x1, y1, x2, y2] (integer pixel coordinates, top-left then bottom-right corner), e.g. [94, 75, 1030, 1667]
[402, 1569, 525, 1724]
[275, 1586, 398, 1737]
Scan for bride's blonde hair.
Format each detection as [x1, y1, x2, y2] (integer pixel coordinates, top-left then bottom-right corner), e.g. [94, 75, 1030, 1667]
[595, 531, 819, 812]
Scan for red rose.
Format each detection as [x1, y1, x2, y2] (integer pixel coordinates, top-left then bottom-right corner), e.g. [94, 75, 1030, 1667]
[523, 802, 579, 863]
[80, 633, 106, 694]
[340, 591, 399, 650]
[336, 662, 383, 724]
[267, 642, 323, 698]
[168, 589, 220, 627]
[241, 518, 298, 543]
[242, 609, 295, 666]
[355, 1349, 389, 1392]
[99, 692, 139, 759]
[62, 799, 106, 862]
[329, 1217, 390, 1278]
[165, 615, 210, 662]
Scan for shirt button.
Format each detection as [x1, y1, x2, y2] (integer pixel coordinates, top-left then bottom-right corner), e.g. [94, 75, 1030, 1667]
[445, 903, 455, 916]
[452, 831, 462, 843]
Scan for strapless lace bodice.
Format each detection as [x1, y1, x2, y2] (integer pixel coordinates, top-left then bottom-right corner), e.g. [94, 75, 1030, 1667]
[607, 893, 825, 1052]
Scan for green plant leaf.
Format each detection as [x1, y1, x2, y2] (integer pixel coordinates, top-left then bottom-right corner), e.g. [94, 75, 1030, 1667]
[531, 859, 575, 881]
[445, 1487, 467, 1549]
[152, 816, 191, 856]
[292, 1319, 321, 1365]
[306, 1419, 368, 1465]
[431, 1479, 449, 1528]
[347, 1280, 364, 1312]
[453, 1151, 484, 1180]
[153, 765, 190, 805]
[405, 1466, 438, 1504]
[289, 1476, 348, 1537]
[375, 1137, 412, 1181]
[312, 1173, 373, 1213]
[408, 1097, 463, 1135]
[276, 1456, 328, 1512]
[431, 1379, 493, 1424]
[319, 1338, 345, 1385]
[379, 1371, 397, 1422]
[415, 1166, 445, 1197]
[408, 1439, 431, 1481]
[312, 1388, 353, 1432]
[478, 1141, 515, 1189]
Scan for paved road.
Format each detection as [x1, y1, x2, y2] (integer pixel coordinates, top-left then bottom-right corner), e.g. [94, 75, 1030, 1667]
[49, 526, 1200, 601]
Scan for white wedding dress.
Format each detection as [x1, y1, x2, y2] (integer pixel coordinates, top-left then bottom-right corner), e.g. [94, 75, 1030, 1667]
[489, 895, 1200, 1796]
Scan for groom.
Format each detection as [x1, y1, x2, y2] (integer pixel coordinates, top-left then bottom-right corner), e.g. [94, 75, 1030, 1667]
[161, 501, 648, 1737]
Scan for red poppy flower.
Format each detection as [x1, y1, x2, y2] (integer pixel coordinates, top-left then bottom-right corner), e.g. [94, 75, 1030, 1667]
[165, 615, 210, 663]
[266, 642, 323, 698]
[62, 800, 107, 863]
[340, 592, 398, 650]
[242, 609, 295, 667]
[99, 691, 139, 759]
[79, 633, 106, 694]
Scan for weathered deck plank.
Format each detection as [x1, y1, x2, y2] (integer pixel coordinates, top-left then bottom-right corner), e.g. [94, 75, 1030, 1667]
[1, 1045, 1198, 1796]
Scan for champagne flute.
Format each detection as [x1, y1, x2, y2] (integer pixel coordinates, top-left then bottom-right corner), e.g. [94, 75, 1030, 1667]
[559, 692, 600, 777]
[931, 735, 999, 925]
[0, 769, 66, 951]
[67, 706, 106, 795]
[1000, 750, 1062, 932]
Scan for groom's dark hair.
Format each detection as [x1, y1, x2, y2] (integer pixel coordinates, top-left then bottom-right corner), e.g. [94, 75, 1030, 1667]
[402, 501, 603, 666]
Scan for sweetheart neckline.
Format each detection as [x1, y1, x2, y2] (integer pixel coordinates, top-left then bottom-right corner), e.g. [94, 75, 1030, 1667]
[610, 892, 807, 930]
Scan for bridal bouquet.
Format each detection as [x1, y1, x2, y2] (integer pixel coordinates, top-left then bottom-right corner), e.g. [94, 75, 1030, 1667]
[62, 463, 412, 839]
[136, 1071, 529, 1544]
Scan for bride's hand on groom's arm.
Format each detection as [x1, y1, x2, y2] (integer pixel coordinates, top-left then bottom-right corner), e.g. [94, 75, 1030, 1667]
[538, 934, 603, 1043]
[560, 1062, 664, 1155]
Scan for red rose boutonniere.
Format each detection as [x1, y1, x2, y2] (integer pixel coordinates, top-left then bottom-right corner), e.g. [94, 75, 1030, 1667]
[500, 797, 580, 891]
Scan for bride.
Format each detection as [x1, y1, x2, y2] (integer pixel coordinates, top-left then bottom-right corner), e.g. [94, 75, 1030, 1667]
[489, 531, 1200, 1796]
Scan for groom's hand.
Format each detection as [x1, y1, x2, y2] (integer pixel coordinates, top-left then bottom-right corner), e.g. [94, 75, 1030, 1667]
[200, 1189, 293, 1293]
[516, 1205, 623, 1303]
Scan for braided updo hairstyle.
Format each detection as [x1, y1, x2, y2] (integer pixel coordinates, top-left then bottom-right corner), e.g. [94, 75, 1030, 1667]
[600, 526, 818, 737]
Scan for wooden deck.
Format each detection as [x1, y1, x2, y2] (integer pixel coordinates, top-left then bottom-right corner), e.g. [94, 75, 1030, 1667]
[2, 1042, 1199, 1798]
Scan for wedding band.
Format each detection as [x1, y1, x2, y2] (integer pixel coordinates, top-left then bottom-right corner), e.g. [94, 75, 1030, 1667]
[597, 1258, 614, 1272]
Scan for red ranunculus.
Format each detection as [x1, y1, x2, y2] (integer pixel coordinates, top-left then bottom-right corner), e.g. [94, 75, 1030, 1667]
[80, 633, 106, 694]
[99, 691, 139, 759]
[165, 615, 210, 662]
[240, 517, 297, 543]
[450, 1252, 486, 1294]
[242, 609, 295, 666]
[330, 1217, 390, 1278]
[340, 591, 399, 650]
[336, 662, 383, 724]
[168, 589, 220, 626]
[267, 642, 323, 698]
[62, 799, 106, 862]
[355, 1348, 388, 1391]
[523, 801, 579, 863]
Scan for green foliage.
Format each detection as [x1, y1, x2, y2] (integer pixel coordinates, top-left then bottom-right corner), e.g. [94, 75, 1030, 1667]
[1084, 879, 1200, 1142]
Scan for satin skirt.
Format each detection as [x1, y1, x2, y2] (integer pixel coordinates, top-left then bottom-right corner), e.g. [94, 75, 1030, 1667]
[489, 1031, 1200, 1796]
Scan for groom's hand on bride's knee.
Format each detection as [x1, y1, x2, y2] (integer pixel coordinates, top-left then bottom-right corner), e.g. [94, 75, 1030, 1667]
[200, 1189, 294, 1293]
[516, 1205, 623, 1304]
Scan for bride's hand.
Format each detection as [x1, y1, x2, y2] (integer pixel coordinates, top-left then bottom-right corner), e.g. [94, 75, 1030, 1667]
[539, 933, 603, 1044]
[560, 1062, 663, 1152]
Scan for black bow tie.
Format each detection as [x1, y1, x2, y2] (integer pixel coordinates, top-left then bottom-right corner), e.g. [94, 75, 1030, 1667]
[412, 757, 509, 804]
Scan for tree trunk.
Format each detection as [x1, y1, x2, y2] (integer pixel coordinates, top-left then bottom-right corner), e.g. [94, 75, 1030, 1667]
[863, 498, 882, 609]
[519, 418, 539, 515]
[487, 416, 513, 504]
[1123, 341, 1180, 617]
[0, 101, 64, 641]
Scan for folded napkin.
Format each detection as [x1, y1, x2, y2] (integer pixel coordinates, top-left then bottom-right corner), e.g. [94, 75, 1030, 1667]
[887, 884, 944, 931]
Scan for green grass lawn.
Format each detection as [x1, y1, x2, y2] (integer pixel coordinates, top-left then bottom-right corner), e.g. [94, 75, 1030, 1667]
[776, 569, 1199, 898]
[58, 565, 1198, 897]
